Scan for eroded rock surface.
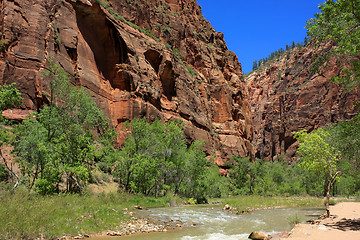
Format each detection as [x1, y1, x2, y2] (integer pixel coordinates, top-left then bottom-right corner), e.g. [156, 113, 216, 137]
[0, 0, 254, 167]
[247, 42, 360, 161]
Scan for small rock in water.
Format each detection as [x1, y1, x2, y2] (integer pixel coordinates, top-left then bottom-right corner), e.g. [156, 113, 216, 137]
[223, 204, 231, 210]
[134, 205, 143, 209]
[248, 231, 270, 240]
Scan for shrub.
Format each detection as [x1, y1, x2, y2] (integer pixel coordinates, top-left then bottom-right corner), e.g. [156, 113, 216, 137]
[288, 214, 301, 226]
[0, 83, 23, 110]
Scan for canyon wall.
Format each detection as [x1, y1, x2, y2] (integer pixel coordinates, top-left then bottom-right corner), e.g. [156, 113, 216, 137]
[247, 42, 360, 161]
[0, 0, 254, 169]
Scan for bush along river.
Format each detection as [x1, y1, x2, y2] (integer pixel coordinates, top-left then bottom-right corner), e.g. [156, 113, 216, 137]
[90, 205, 324, 240]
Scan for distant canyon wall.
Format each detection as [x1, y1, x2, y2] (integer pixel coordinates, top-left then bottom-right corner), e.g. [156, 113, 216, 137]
[247, 42, 360, 161]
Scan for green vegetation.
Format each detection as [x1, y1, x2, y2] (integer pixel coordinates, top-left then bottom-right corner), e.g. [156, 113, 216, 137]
[0, 62, 222, 237]
[283, 1, 360, 218]
[251, 38, 308, 71]
[51, 23, 61, 46]
[0, 187, 172, 239]
[228, 156, 332, 197]
[0, 83, 23, 111]
[10, 61, 115, 194]
[216, 195, 323, 214]
[306, 0, 360, 56]
[93, 0, 160, 43]
[306, 0, 360, 90]
[172, 48, 184, 65]
[0, 39, 7, 52]
[0, 32, 7, 52]
[186, 65, 197, 77]
[288, 214, 302, 226]
[0, 62, 225, 201]
[294, 129, 341, 217]
[3, 1, 360, 237]
[115, 118, 223, 202]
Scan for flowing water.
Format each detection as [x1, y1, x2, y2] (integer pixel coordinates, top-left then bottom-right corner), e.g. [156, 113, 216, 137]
[93, 205, 324, 240]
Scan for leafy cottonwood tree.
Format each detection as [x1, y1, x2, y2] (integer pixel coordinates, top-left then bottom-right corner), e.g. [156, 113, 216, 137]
[116, 118, 214, 200]
[294, 129, 341, 217]
[13, 61, 116, 194]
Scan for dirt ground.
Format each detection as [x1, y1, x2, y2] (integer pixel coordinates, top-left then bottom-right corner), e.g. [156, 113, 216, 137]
[286, 202, 360, 240]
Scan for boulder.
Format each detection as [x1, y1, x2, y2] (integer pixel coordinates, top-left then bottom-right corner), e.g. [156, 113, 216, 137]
[2, 109, 33, 121]
[248, 231, 270, 240]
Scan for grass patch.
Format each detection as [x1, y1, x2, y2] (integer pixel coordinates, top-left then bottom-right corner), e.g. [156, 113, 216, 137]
[212, 195, 323, 213]
[288, 214, 302, 226]
[0, 186, 172, 239]
[186, 65, 197, 77]
[323, 198, 337, 206]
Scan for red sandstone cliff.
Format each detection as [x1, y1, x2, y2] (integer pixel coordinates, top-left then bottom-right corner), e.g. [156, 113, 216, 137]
[0, 0, 254, 168]
[247, 42, 360, 161]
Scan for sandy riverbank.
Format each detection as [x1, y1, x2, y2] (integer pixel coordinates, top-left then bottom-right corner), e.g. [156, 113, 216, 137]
[285, 202, 360, 240]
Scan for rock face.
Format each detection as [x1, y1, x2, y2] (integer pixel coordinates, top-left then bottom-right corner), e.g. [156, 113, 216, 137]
[247, 42, 360, 161]
[0, 0, 254, 167]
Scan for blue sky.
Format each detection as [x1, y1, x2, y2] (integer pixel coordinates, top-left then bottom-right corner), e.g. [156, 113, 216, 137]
[197, 0, 324, 74]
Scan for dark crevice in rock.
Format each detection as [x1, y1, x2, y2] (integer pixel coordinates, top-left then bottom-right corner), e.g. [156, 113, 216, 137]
[232, 109, 245, 122]
[284, 135, 296, 152]
[160, 60, 176, 101]
[144, 49, 162, 73]
[143, 93, 162, 111]
[73, 2, 130, 90]
[65, 46, 77, 63]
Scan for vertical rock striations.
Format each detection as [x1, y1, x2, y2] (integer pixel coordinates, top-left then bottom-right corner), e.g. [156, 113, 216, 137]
[247, 42, 360, 161]
[0, 0, 254, 168]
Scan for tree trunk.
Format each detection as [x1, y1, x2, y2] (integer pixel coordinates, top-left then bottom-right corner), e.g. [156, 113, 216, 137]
[325, 171, 341, 218]
[0, 150, 18, 182]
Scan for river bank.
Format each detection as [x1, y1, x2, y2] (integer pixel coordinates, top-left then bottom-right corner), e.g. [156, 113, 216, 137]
[87, 205, 325, 240]
[285, 202, 360, 240]
[0, 189, 329, 239]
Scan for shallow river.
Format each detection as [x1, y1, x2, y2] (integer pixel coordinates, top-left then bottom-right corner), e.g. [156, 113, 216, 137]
[95, 205, 324, 240]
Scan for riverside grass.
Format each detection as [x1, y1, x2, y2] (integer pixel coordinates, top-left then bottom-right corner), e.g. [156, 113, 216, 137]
[0, 186, 174, 239]
[213, 195, 324, 213]
[0, 187, 324, 239]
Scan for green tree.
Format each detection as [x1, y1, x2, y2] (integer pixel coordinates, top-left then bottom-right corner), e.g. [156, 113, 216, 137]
[13, 61, 116, 194]
[306, 0, 360, 56]
[306, 0, 360, 89]
[0, 83, 23, 186]
[116, 118, 215, 200]
[228, 157, 256, 195]
[326, 116, 360, 196]
[252, 60, 258, 71]
[294, 129, 341, 217]
[0, 83, 22, 111]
